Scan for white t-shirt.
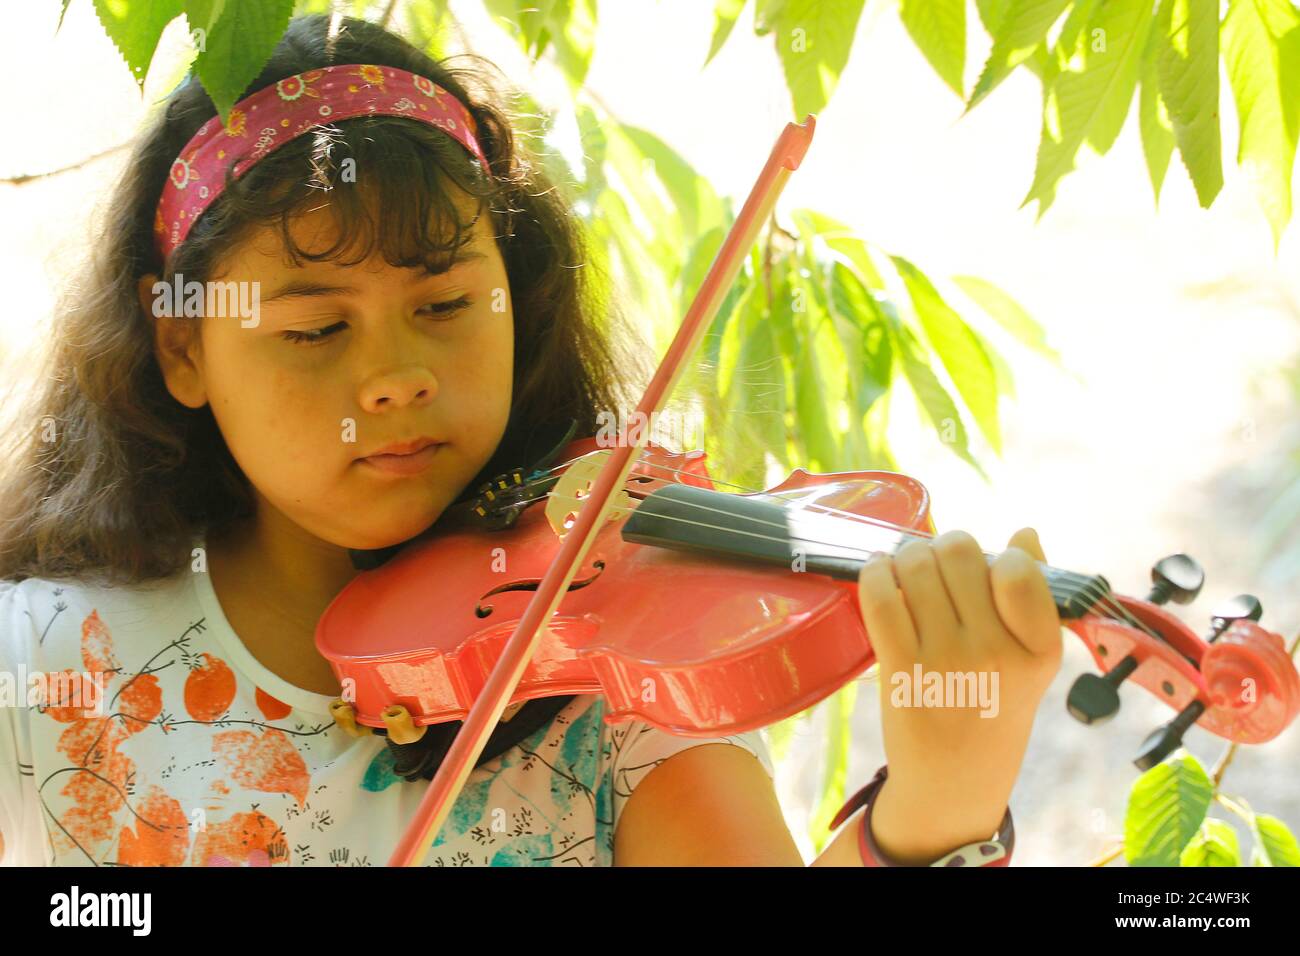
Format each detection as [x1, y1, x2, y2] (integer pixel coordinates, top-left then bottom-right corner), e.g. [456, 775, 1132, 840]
[0, 554, 773, 867]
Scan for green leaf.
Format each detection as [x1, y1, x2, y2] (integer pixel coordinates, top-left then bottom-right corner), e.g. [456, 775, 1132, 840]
[892, 257, 1001, 454]
[58, 0, 75, 33]
[548, 0, 598, 91]
[405, 0, 455, 57]
[1124, 751, 1214, 866]
[768, 0, 868, 118]
[967, 0, 1071, 111]
[1252, 814, 1300, 866]
[696, 239, 753, 408]
[971, 324, 1017, 398]
[738, 294, 790, 463]
[1180, 819, 1242, 866]
[754, 0, 788, 37]
[618, 124, 726, 241]
[788, 271, 844, 470]
[766, 716, 796, 762]
[893, 323, 984, 476]
[765, 253, 801, 366]
[830, 262, 892, 413]
[1155, 0, 1224, 209]
[483, 0, 558, 60]
[975, 0, 1012, 34]
[809, 683, 857, 852]
[900, 0, 966, 96]
[1022, 0, 1155, 216]
[184, 0, 226, 41]
[575, 103, 610, 200]
[790, 209, 885, 288]
[717, 276, 789, 485]
[593, 188, 662, 322]
[1222, 0, 1300, 248]
[839, 273, 894, 462]
[1138, 34, 1177, 203]
[716, 274, 753, 403]
[601, 123, 686, 292]
[705, 0, 749, 68]
[518, 0, 559, 58]
[680, 226, 730, 319]
[1020, 40, 1055, 80]
[951, 274, 1060, 362]
[93, 0, 186, 88]
[185, 0, 294, 121]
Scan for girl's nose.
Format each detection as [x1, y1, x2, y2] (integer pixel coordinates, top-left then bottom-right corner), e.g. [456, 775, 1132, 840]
[357, 365, 438, 411]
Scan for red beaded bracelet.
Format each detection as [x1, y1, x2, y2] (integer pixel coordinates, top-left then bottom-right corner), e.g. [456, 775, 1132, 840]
[828, 765, 1015, 867]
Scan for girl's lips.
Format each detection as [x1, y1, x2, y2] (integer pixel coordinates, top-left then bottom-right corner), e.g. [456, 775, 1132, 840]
[359, 442, 442, 476]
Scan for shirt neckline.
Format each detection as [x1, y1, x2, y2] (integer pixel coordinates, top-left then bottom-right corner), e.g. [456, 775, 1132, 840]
[189, 532, 337, 717]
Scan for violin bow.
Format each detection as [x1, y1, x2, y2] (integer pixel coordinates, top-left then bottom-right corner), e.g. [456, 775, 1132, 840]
[388, 115, 818, 866]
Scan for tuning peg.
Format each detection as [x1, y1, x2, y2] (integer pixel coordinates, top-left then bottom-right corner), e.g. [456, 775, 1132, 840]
[1133, 707, 1201, 771]
[1132, 594, 1264, 771]
[1147, 553, 1205, 606]
[1065, 554, 1206, 726]
[1067, 660, 1136, 726]
[1208, 594, 1262, 640]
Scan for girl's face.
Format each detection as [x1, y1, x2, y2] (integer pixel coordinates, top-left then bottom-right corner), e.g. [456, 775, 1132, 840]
[146, 189, 514, 551]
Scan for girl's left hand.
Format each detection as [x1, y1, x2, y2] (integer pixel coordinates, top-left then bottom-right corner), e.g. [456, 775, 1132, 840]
[856, 528, 1063, 863]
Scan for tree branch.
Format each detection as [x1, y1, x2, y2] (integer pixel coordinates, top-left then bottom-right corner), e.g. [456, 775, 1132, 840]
[0, 141, 132, 185]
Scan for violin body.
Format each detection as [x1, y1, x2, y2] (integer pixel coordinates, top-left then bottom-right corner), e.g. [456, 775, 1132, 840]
[317, 437, 934, 736]
[316, 437, 1300, 744]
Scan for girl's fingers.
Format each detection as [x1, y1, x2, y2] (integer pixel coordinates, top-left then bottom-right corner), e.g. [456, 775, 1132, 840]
[1007, 526, 1046, 563]
[990, 546, 1061, 659]
[891, 538, 961, 652]
[857, 553, 919, 664]
[931, 530, 998, 633]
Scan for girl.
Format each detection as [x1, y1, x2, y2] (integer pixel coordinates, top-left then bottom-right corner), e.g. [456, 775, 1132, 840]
[0, 14, 1061, 867]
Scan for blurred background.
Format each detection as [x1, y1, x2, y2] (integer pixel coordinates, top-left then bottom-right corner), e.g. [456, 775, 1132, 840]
[1, 0, 1296, 865]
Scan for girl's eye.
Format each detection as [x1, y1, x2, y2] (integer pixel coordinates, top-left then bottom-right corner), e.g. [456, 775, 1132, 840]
[281, 322, 347, 346]
[279, 296, 473, 346]
[417, 294, 473, 318]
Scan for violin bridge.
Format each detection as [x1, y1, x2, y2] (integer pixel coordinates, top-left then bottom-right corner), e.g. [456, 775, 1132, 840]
[545, 449, 632, 539]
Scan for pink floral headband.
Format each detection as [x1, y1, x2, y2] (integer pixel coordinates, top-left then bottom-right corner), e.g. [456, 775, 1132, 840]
[153, 63, 490, 262]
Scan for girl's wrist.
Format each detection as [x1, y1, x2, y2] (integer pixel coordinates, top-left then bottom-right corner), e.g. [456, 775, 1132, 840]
[831, 765, 1014, 866]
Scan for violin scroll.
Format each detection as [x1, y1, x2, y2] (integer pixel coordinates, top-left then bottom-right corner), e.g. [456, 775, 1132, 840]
[1064, 554, 1300, 768]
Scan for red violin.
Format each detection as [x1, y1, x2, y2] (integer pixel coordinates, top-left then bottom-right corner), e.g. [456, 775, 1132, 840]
[310, 115, 1300, 866]
[318, 436, 1300, 751]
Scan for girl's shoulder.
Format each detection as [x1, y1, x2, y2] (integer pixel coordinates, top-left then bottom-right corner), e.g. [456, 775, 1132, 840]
[572, 693, 777, 835]
[0, 567, 198, 676]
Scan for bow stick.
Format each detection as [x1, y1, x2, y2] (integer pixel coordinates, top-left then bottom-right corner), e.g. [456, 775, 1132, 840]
[389, 115, 818, 866]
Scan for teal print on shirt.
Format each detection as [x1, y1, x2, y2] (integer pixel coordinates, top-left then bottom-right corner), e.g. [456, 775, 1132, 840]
[360, 745, 403, 792]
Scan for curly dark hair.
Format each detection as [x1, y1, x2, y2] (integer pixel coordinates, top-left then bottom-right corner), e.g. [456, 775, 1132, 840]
[0, 13, 646, 586]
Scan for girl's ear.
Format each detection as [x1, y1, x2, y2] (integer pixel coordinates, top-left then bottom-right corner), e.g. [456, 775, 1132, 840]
[138, 273, 208, 410]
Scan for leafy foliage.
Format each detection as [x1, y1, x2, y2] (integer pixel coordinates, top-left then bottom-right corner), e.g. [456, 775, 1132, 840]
[1125, 751, 1215, 866]
[1123, 750, 1299, 867]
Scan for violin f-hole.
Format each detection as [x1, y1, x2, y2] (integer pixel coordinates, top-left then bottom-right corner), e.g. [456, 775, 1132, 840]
[475, 560, 606, 618]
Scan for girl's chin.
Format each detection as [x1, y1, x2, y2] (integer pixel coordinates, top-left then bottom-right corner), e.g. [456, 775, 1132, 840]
[337, 508, 450, 552]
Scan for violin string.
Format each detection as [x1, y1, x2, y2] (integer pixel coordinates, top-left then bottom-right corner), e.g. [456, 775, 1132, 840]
[527, 449, 1149, 635]
[530, 449, 1091, 591]
[601, 456, 1156, 636]
[519, 449, 1155, 639]
[533, 450, 1092, 583]
[625, 494, 1159, 641]
[602, 488, 1147, 635]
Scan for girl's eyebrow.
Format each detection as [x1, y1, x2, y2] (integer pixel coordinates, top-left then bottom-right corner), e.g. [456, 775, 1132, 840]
[262, 249, 487, 303]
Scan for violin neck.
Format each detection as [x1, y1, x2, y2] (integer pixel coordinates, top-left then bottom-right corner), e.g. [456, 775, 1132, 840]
[621, 484, 1110, 620]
